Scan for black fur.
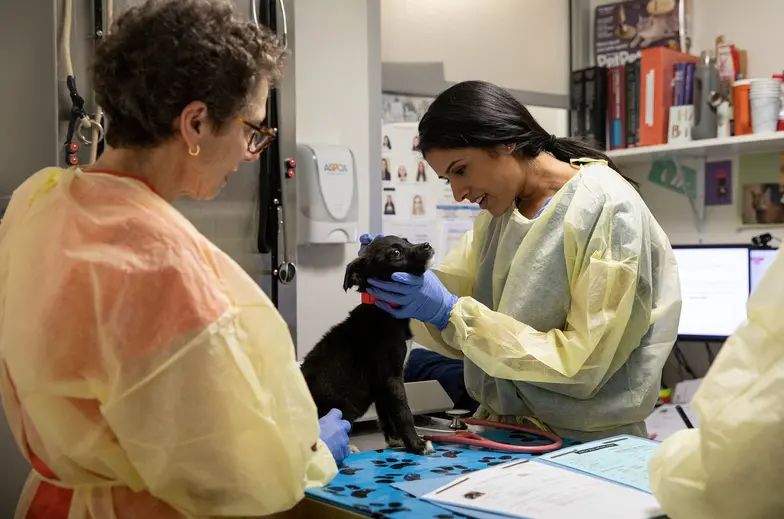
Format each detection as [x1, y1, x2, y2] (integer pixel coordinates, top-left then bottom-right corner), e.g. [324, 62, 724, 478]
[301, 236, 433, 454]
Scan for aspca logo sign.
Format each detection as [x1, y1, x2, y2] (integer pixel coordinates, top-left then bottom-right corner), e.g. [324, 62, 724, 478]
[323, 162, 348, 173]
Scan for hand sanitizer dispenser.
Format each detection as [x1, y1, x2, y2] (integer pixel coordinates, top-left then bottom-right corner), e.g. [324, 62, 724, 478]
[296, 144, 359, 244]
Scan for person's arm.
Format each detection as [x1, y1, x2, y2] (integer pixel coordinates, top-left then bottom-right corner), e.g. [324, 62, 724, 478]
[414, 201, 649, 400]
[98, 259, 336, 517]
[409, 213, 492, 359]
[649, 250, 784, 518]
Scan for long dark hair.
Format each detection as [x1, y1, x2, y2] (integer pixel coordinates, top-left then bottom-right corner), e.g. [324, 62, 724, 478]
[418, 81, 634, 185]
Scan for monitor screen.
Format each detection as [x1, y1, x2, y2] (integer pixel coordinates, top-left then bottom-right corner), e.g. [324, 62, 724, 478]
[750, 248, 779, 292]
[673, 246, 750, 340]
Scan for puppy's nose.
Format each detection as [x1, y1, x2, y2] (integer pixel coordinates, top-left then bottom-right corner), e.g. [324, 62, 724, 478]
[418, 242, 434, 255]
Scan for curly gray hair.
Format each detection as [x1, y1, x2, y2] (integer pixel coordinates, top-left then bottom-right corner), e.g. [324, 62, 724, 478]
[92, 0, 286, 148]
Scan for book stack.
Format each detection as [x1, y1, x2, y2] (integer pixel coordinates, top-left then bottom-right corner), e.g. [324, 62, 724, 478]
[569, 48, 698, 150]
[569, 0, 693, 150]
[569, 63, 640, 150]
[672, 62, 696, 107]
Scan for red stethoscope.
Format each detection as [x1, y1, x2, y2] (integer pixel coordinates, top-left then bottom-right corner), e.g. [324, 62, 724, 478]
[420, 409, 563, 454]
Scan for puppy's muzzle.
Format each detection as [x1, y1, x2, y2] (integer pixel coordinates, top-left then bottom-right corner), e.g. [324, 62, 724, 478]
[415, 242, 435, 264]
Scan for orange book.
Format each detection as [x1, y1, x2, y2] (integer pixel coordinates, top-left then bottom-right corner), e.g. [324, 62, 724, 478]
[638, 48, 699, 146]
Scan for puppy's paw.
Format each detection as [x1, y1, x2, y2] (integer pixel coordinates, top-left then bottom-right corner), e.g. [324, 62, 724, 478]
[348, 444, 361, 454]
[404, 438, 435, 455]
[386, 437, 405, 448]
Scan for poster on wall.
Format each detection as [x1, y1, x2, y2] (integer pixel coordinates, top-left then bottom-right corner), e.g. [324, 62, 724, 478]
[381, 93, 481, 264]
[705, 160, 732, 206]
[739, 152, 784, 226]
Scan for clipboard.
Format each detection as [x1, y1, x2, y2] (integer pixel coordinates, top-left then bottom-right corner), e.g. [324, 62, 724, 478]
[421, 435, 666, 519]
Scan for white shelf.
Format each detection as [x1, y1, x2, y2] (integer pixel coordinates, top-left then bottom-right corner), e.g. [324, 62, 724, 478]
[606, 132, 784, 166]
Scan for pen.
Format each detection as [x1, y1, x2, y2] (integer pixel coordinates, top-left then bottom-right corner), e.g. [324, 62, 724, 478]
[675, 404, 694, 429]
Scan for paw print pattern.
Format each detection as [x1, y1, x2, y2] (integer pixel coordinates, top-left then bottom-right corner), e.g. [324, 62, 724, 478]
[374, 502, 413, 516]
[353, 501, 412, 517]
[370, 457, 420, 471]
[350, 488, 374, 499]
[430, 448, 462, 459]
[429, 464, 477, 476]
[315, 446, 535, 517]
[373, 473, 398, 485]
[324, 484, 368, 497]
[509, 432, 545, 443]
[339, 467, 364, 476]
[477, 455, 514, 467]
[323, 485, 346, 496]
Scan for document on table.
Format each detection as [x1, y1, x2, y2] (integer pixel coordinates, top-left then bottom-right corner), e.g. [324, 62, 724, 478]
[541, 434, 659, 493]
[645, 403, 700, 442]
[423, 459, 664, 519]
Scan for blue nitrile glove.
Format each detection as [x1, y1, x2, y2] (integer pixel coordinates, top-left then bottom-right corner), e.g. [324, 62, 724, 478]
[319, 408, 352, 464]
[358, 233, 384, 255]
[366, 271, 458, 330]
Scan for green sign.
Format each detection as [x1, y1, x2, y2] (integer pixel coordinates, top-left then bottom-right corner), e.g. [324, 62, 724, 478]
[648, 158, 697, 200]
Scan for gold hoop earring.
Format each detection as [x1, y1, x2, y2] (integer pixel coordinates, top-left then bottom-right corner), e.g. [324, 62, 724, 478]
[188, 145, 201, 157]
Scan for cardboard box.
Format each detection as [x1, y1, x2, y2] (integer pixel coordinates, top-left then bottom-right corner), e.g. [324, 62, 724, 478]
[638, 47, 699, 146]
[594, 0, 687, 68]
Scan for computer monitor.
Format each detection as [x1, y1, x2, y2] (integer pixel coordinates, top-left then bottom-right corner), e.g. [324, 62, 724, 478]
[672, 245, 750, 341]
[750, 248, 779, 292]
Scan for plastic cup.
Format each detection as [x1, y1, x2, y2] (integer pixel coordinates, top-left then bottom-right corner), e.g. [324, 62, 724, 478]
[751, 95, 781, 133]
[733, 80, 753, 135]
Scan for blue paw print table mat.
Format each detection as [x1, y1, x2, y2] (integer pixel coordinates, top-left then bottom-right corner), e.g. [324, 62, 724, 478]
[306, 430, 580, 518]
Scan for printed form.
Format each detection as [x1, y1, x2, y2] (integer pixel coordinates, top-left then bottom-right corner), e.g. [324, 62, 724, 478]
[423, 459, 664, 519]
[542, 435, 659, 493]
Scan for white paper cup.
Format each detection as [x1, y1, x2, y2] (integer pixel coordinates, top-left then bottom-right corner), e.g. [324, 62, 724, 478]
[751, 95, 781, 133]
[751, 79, 782, 96]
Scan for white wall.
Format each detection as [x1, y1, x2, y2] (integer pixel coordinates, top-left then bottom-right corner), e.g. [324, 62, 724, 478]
[623, 157, 761, 245]
[690, 0, 783, 79]
[380, 0, 570, 137]
[294, 0, 378, 358]
[380, 0, 570, 96]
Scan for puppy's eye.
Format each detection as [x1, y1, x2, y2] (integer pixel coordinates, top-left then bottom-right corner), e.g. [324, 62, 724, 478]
[390, 249, 402, 259]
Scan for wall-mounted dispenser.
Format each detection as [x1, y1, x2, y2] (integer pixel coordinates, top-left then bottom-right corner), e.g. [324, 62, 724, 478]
[296, 144, 359, 244]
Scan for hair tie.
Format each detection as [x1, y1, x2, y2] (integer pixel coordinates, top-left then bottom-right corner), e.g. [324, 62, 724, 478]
[546, 134, 557, 151]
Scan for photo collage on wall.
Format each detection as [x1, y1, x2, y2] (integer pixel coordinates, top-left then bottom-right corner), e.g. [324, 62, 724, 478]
[381, 93, 481, 263]
[381, 94, 439, 245]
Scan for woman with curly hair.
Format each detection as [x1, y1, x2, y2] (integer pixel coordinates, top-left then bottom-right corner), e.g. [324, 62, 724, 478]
[0, 1, 346, 517]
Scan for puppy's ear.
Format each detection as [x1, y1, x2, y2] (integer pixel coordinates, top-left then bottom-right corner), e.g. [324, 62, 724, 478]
[343, 257, 366, 291]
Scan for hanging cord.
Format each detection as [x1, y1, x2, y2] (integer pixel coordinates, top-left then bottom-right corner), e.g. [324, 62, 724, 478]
[704, 342, 716, 365]
[672, 342, 698, 379]
[61, 0, 104, 166]
[89, 0, 112, 163]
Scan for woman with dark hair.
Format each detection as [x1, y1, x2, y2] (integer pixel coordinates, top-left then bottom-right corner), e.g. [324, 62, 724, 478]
[384, 195, 397, 215]
[364, 81, 682, 442]
[0, 1, 345, 517]
[416, 161, 427, 182]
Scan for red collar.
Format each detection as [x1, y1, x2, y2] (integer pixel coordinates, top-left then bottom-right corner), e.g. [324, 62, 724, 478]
[361, 292, 399, 308]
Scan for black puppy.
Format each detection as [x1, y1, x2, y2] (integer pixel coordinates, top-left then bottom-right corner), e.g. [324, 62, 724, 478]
[301, 236, 434, 455]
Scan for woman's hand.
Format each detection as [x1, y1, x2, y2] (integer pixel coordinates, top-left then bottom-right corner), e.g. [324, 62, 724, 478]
[318, 409, 352, 464]
[367, 271, 458, 330]
[358, 233, 383, 255]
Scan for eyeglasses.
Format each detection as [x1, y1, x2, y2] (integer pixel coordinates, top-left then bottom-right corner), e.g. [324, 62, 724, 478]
[238, 117, 277, 154]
